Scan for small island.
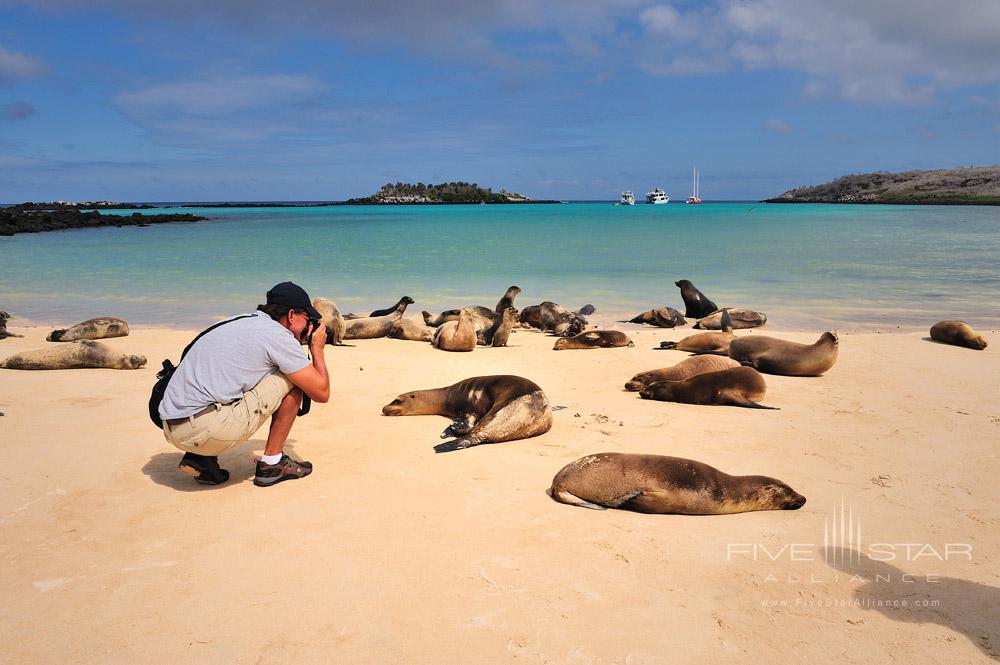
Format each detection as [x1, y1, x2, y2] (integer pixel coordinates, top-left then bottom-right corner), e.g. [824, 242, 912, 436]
[0, 203, 205, 236]
[764, 166, 1000, 205]
[341, 181, 557, 205]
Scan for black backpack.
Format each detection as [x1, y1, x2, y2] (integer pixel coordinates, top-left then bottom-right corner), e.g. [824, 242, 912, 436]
[148, 315, 253, 428]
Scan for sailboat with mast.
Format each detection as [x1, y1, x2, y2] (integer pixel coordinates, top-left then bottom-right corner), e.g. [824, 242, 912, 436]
[686, 167, 702, 204]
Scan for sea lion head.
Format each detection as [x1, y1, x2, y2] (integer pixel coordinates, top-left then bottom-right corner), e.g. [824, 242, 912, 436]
[552, 337, 571, 350]
[506, 286, 521, 297]
[122, 354, 147, 369]
[970, 335, 988, 350]
[402, 296, 415, 305]
[742, 476, 806, 511]
[821, 331, 839, 346]
[675, 280, 691, 288]
[382, 391, 435, 416]
[638, 381, 673, 400]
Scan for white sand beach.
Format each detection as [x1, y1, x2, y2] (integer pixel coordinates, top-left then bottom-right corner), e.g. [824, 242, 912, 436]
[1, 319, 998, 664]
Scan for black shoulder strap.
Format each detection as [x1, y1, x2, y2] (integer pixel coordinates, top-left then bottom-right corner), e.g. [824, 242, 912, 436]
[179, 314, 256, 363]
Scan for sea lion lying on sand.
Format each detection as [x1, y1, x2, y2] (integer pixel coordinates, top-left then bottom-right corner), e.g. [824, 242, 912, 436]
[432, 308, 478, 352]
[422, 306, 494, 327]
[519, 302, 590, 336]
[1, 340, 146, 370]
[694, 308, 766, 330]
[929, 320, 988, 350]
[658, 309, 734, 354]
[388, 316, 434, 342]
[625, 355, 740, 391]
[312, 297, 345, 345]
[628, 307, 686, 328]
[382, 375, 552, 451]
[554, 330, 633, 350]
[728, 332, 839, 377]
[47, 317, 130, 342]
[550, 453, 806, 514]
[639, 366, 776, 409]
[369, 296, 415, 318]
[676, 279, 718, 319]
[343, 311, 402, 340]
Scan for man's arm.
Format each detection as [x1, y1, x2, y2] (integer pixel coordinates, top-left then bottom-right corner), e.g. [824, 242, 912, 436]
[286, 325, 330, 403]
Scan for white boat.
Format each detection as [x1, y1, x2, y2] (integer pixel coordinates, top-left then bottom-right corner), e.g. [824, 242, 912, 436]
[686, 168, 702, 204]
[620, 190, 635, 205]
[646, 188, 669, 204]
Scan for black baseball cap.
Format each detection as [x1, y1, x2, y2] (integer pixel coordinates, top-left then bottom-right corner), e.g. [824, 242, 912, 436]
[266, 282, 321, 319]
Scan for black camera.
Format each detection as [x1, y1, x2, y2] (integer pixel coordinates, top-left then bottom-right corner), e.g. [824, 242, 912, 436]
[301, 316, 321, 344]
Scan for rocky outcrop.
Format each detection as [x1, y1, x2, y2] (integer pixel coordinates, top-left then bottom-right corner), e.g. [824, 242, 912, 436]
[342, 181, 555, 204]
[0, 205, 206, 236]
[765, 166, 1000, 205]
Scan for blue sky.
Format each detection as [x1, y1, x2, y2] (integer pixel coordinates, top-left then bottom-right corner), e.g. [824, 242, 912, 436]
[1, 0, 999, 201]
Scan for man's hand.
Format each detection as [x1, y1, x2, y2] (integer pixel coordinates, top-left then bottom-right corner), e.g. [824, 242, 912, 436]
[310, 323, 328, 352]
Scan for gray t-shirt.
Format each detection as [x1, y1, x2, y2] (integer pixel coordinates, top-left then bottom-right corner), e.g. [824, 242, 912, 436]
[159, 312, 310, 420]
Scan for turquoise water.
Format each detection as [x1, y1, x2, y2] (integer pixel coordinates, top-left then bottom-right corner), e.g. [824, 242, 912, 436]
[1, 202, 998, 330]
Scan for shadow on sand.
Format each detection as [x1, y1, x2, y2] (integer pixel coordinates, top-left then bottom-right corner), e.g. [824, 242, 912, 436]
[824, 547, 999, 660]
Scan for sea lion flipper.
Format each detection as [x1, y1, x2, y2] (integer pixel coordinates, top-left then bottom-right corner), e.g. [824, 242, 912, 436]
[731, 397, 779, 410]
[553, 489, 607, 510]
[658, 341, 677, 350]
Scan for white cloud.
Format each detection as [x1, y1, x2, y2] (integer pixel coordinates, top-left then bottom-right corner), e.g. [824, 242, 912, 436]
[764, 119, 792, 134]
[0, 46, 47, 84]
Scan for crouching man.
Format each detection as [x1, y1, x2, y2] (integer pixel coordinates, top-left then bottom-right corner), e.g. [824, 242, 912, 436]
[158, 282, 330, 487]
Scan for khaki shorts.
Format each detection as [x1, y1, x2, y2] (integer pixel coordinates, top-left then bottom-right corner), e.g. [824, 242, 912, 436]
[163, 372, 295, 456]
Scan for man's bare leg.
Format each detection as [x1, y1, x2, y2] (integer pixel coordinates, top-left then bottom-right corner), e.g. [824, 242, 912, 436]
[264, 387, 303, 457]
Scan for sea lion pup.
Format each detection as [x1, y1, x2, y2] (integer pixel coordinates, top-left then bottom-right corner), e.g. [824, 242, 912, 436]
[694, 308, 766, 330]
[369, 296, 415, 318]
[381, 375, 552, 450]
[46, 317, 130, 342]
[432, 308, 478, 352]
[628, 306, 686, 328]
[520, 302, 588, 336]
[477, 306, 518, 347]
[658, 309, 734, 354]
[0, 310, 16, 340]
[728, 331, 839, 377]
[343, 311, 402, 340]
[639, 366, 776, 409]
[930, 320, 988, 350]
[553, 330, 634, 350]
[550, 453, 806, 514]
[676, 279, 719, 319]
[312, 297, 345, 345]
[0, 340, 146, 370]
[494, 286, 521, 314]
[577, 304, 596, 316]
[388, 316, 434, 342]
[624, 355, 740, 391]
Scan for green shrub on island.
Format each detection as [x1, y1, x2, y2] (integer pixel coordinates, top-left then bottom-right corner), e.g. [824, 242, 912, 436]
[344, 181, 535, 204]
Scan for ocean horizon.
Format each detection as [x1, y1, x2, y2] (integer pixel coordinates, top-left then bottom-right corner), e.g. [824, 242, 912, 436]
[2, 201, 998, 332]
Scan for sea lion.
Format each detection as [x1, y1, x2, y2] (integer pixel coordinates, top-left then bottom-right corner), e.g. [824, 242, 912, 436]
[478, 306, 518, 347]
[46, 317, 130, 342]
[388, 316, 434, 342]
[369, 296, 415, 318]
[550, 453, 806, 514]
[624, 355, 740, 391]
[553, 330, 634, 350]
[694, 308, 766, 330]
[929, 320, 988, 350]
[422, 306, 494, 327]
[0, 340, 146, 370]
[577, 304, 596, 316]
[676, 279, 718, 319]
[520, 302, 588, 336]
[343, 311, 402, 340]
[432, 308, 478, 352]
[728, 331, 839, 377]
[495, 286, 521, 313]
[658, 309, 734, 354]
[312, 297, 345, 345]
[381, 374, 552, 451]
[628, 306, 686, 328]
[0, 310, 14, 339]
[639, 366, 776, 409]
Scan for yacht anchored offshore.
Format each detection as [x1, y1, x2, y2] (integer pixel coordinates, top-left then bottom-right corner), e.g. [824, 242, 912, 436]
[646, 188, 669, 204]
[686, 167, 702, 204]
[620, 190, 635, 205]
